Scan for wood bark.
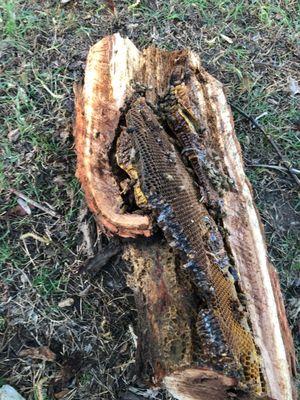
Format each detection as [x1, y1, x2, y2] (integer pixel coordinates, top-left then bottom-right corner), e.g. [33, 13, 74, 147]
[74, 34, 296, 400]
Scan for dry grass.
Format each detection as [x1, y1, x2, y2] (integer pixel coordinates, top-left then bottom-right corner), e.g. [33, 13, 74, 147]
[0, 0, 299, 399]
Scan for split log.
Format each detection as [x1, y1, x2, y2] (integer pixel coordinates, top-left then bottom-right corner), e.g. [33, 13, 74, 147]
[74, 34, 296, 400]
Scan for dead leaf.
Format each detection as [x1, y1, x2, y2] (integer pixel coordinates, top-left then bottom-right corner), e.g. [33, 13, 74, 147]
[61, 0, 72, 4]
[103, 0, 116, 14]
[54, 389, 70, 399]
[19, 346, 56, 362]
[58, 298, 74, 308]
[53, 175, 67, 186]
[59, 130, 70, 144]
[119, 342, 128, 354]
[48, 352, 83, 399]
[8, 129, 20, 143]
[205, 36, 218, 45]
[25, 149, 36, 162]
[0, 281, 9, 303]
[240, 76, 253, 93]
[220, 33, 233, 44]
[5, 205, 28, 217]
[292, 119, 300, 131]
[288, 77, 300, 96]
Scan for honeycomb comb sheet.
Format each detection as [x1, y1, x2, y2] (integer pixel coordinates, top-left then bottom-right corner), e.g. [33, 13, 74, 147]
[124, 97, 264, 394]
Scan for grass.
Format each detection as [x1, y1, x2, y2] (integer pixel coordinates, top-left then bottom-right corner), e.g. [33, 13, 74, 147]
[0, 0, 299, 398]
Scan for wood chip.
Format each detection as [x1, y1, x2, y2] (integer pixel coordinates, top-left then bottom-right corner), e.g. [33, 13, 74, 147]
[58, 298, 74, 308]
[288, 77, 300, 96]
[19, 346, 56, 362]
[17, 198, 32, 215]
[220, 34, 233, 44]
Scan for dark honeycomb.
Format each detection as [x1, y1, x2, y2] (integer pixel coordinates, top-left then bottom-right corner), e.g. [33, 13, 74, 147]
[123, 97, 264, 394]
[159, 69, 234, 206]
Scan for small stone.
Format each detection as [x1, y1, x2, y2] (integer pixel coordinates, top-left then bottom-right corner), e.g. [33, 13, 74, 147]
[0, 385, 25, 400]
[7, 129, 20, 143]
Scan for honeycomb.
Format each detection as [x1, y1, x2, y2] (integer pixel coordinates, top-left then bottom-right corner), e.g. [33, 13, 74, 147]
[158, 67, 234, 206]
[120, 97, 264, 394]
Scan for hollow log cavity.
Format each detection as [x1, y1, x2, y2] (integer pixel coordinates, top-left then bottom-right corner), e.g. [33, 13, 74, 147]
[74, 34, 296, 400]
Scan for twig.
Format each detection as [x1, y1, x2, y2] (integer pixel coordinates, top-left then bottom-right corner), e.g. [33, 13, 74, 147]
[20, 232, 51, 245]
[32, 68, 64, 99]
[128, 324, 138, 349]
[247, 164, 300, 175]
[230, 103, 300, 187]
[9, 188, 60, 218]
[79, 221, 94, 258]
[255, 111, 268, 122]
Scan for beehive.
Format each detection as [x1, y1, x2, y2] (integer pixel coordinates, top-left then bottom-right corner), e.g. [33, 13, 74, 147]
[117, 97, 264, 395]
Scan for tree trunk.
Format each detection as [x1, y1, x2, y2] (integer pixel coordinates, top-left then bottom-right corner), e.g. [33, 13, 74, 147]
[74, 34, 296, 400]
